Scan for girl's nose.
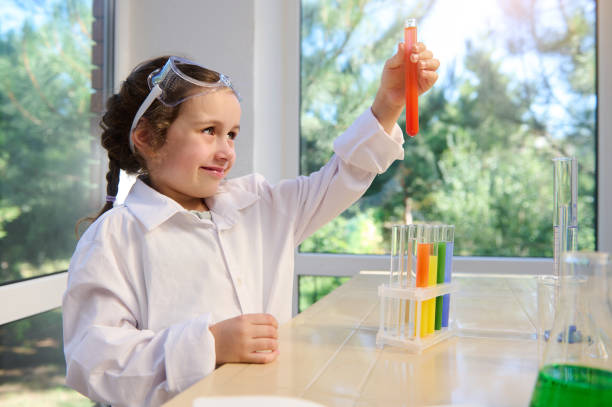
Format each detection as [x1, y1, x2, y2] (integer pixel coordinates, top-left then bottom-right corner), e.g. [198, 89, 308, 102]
[214, 138, 235, 161]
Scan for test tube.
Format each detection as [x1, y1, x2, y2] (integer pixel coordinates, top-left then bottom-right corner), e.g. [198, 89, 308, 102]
[390, 225, 413, 337]
[426, 225, 439, 335]
[435, 225, 447, 331]
[408, 224, 418, 288]
[416, 224, 431, 337]
[389, 225, 402, 336]
[441, 225, 454, 328]
[404, 225, 415, 288]
[553, 157, 578, 279]
[390, 225, 401, 287]
[405, 224, 417, 337]
[404, 18, 418, 136]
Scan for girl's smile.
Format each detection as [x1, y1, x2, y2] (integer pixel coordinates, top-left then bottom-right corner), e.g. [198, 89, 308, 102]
[201, 165, 228, 179]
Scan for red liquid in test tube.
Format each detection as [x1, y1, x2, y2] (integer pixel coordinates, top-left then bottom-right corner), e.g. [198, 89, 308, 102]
[404, 18, 418, 136]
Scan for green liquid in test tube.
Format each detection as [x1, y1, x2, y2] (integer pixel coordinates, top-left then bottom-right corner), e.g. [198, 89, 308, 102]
[435, 227, 446, 331]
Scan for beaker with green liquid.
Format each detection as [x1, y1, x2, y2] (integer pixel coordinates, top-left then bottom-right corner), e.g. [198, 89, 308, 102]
[530, 252, 612, 406]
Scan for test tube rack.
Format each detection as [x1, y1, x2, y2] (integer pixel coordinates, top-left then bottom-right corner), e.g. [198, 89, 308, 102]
[376, 224, 458, 353]
[376, 282, 457, 353]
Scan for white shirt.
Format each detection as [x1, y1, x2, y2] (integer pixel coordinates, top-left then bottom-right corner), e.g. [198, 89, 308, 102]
[62, 109, 404, 406]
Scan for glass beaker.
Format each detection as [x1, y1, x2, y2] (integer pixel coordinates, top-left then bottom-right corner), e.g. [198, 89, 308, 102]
[530, 252, 612, 406]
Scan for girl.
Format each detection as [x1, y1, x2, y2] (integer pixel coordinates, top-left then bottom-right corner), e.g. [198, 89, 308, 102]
[63, 43, 439, 406]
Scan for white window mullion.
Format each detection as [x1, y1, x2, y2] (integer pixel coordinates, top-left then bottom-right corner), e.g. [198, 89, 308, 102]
[0, 272, 67, 326]
[598, 0, 612, 254]
[295, 253, 552, 277]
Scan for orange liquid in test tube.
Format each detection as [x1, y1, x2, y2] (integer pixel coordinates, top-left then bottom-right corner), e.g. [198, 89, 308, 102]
[404, 19, 418, 136]
[416, 243, 430, 337]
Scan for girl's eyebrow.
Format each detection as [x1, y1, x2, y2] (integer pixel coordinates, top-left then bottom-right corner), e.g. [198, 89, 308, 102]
[192, 119, 240, 131]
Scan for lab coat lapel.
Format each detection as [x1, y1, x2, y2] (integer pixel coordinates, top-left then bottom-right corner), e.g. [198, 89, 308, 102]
[206, 181, 259, 230]
[124, 179, 185, 231]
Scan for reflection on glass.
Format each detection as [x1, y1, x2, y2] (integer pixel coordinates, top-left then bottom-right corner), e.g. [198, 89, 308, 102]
[0, 308, 93, 406]
[299, 0, 596, 257]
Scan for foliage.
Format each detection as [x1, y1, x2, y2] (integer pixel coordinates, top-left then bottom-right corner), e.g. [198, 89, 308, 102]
[0, 0, 95, 282]
[0, 309, 93, 405]
[300, 207, 385, 254]
[299, 0, 596, 257]
[299, 275, 350, 313]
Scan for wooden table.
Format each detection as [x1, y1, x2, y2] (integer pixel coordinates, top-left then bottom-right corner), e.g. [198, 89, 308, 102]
[164, 272, 540, 407]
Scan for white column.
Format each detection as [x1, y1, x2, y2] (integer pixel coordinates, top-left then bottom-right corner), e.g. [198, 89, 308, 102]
[253, 0, 300, 184]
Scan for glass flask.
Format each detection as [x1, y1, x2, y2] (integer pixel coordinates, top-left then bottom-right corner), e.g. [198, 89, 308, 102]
[530, 252, 612, 406]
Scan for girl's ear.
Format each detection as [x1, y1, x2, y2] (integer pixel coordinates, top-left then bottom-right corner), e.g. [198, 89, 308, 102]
[132, 122, 155, 158]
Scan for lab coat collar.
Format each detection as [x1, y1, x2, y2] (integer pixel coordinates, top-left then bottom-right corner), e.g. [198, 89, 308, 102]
[124, 177, 259, 231]
[206, 180, 260, 230]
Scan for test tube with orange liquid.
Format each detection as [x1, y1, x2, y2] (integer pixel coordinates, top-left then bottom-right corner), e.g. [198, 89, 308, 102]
[415, 224, 430, 337]
[404, 18, 418, 136]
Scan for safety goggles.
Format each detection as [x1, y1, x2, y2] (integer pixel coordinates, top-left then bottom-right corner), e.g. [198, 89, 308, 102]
[129, 56, 239, 153]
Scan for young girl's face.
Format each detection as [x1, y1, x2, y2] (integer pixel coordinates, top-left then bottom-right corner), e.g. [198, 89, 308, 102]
[146, 89, 241, 210]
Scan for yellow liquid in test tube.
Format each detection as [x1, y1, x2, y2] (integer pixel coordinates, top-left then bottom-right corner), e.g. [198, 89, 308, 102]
[428, 254, 438, 334]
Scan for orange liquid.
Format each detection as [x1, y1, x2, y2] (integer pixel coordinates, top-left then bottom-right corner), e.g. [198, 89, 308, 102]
[416, 243, 430, 337]
[416, 243, 430, 287]
[404, 26, 418, 136]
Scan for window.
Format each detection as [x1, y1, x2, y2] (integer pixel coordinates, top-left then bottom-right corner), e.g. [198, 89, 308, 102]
[300, 0, 596, 258]
[0, 0, 108, 285]
[297, 0, 597, 311]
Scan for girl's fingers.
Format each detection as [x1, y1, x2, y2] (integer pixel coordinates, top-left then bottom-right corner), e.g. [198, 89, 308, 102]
[385, 42, 405, 69]
[248, 349, 279, 364]
[420, 70, 439, 81]
[251, 338, 279, 352]
[411, 49, 433, 63]
[411, 42, 426, 54]
[247, 313, 279, 328]
[418, 58, 440, 71]
[253, 324, 278, 339]
[418, 71, 439, 93]
[241, 337, 279, 363]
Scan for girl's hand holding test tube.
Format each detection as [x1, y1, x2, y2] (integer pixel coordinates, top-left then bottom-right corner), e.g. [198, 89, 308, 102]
[371, 41, 439, 134]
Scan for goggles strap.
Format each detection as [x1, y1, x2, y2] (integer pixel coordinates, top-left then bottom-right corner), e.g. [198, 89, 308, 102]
[129, 85, 163, 153]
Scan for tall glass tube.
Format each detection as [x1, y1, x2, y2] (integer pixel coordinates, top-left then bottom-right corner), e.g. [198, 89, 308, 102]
[404, 18, 418, 136]
[553, 157, 578, 278]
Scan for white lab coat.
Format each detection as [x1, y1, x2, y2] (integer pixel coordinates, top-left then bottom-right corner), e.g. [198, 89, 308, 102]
[62, 108, 404, 406]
